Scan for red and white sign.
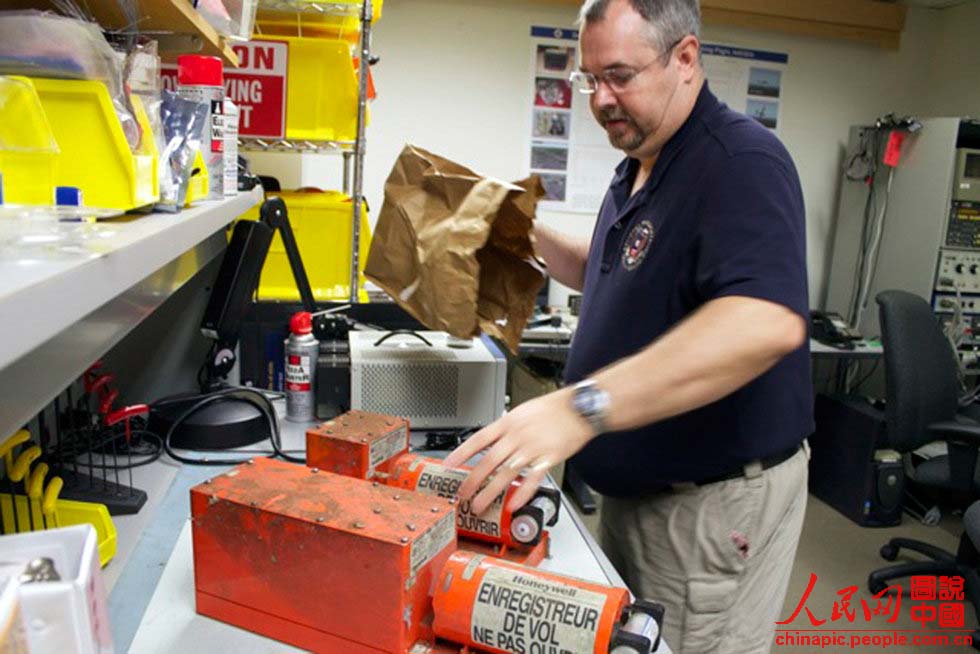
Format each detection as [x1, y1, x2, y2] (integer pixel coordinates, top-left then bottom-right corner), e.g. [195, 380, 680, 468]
[162, 40, 289, 140]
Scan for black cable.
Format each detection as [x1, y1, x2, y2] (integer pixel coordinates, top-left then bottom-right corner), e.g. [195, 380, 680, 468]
[161, 387, 305, 465]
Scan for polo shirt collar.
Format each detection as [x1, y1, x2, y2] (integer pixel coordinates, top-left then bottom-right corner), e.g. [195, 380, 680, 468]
[608, 81, 718, 207]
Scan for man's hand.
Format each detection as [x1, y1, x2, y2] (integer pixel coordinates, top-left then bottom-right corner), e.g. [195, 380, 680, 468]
[444, 388, 596, 515]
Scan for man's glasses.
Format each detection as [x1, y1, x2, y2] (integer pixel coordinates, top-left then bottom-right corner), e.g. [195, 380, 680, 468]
[569, 37, 684, 95]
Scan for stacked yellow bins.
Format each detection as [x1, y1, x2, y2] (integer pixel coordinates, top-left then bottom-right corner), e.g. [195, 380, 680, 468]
[0, 76, 158, 211]
[237, 189, 371, 302]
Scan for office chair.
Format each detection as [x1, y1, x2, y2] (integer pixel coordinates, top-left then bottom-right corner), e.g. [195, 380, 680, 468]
[868, 290, 980, 635]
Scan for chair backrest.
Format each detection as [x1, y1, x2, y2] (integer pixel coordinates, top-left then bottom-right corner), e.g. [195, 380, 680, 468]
[877, 290, 961, 452]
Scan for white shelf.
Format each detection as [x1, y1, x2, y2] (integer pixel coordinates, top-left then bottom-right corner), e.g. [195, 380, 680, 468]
[0, 188, 263, 438]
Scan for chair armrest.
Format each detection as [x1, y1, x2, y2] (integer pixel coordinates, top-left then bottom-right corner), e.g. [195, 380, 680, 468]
[928, 418, 980, 492]
[928, 420, 980, 446]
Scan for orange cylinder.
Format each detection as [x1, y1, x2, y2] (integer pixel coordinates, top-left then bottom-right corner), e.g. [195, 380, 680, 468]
[386, 454, 559, 549]
[433, 551, 630, 654]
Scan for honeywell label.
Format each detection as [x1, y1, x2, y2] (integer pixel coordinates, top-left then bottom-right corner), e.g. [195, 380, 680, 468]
[410, 512, 455, 579]
[369, 426, 408, 470]
[470, 568, 606, 654]
[416, 463, 504, 539]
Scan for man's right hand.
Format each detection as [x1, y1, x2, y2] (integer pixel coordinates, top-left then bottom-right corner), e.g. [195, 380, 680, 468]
[532, 223, 590, 292]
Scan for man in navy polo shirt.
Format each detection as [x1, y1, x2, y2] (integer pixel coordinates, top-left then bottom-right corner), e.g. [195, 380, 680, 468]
[447, 0, 812, 650]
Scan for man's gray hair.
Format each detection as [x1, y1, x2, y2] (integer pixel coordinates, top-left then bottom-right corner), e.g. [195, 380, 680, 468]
[578, 0, 701, 54]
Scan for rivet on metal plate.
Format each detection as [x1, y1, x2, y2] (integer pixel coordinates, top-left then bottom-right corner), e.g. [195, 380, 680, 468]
[311, 468, 319, 473]
[373, 507, 382, 514]
[354, 521, 365, 529]
[400, 537, 409, 544]
[406, 523, 416, 531]
[393, 495, 401, 501]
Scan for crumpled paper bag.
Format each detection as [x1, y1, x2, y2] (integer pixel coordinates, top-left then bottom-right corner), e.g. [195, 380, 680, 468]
[364, 145, 546, 353]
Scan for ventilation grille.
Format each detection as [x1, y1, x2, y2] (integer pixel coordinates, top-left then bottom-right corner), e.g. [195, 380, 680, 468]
[360, 363, 459, 418]
[357, 348, 458, 362]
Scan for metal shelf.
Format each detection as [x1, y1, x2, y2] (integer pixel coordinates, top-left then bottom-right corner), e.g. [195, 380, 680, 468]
[0, 188, 263, 439]
[257, 0, 364, 15]
[239, 138, 355, 153]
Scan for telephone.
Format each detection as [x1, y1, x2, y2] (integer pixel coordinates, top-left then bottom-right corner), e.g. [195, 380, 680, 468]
[811, 310, 862, 348]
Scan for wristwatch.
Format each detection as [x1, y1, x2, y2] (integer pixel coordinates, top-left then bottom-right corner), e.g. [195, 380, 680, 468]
[571, 379, 611, 436]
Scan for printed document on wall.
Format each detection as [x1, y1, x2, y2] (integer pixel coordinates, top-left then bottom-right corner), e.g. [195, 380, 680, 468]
[702, 44, 789, 134]
[528, 26, 622, 215]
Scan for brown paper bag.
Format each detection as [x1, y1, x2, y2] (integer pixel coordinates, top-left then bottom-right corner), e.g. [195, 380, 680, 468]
[364, 145, 546, 353]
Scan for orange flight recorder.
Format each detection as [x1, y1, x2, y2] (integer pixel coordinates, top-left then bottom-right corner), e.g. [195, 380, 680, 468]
[190, 458, 456, 653]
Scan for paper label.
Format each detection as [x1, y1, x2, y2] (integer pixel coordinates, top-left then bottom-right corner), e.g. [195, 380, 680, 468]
[470, 567, 607, 654]
[370, 425, 408, 470]
[409, 512, 455, 579]
[415, 462, 504, 539]
[285, 354, 311, 391]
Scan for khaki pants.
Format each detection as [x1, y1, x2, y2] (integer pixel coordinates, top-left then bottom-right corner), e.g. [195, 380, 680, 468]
[600, 447, 808, 654]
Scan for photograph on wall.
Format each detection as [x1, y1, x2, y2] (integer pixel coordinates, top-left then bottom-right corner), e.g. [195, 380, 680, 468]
[536, 45, 576, 77]
[746, 99, 779, 129]
[533, 109, 571, 140]
[748, 67, 782, 98]
[537, 173, 567, 202]
[531, 144, 570, 171]
[535, 78, 573, 109]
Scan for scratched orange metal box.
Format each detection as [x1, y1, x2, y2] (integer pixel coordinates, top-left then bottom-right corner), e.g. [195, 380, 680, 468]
[306, 410, 410, 479]
[190, 457, 456, 653]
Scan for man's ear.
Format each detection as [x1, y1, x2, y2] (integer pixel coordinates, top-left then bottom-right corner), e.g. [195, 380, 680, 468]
[675, 35, 701, 82]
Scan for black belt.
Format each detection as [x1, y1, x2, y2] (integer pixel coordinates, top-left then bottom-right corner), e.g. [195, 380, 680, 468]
[676, 443, 802, 489]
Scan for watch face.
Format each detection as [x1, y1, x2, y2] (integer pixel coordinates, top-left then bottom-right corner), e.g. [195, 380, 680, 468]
[575, 386, 603, 416]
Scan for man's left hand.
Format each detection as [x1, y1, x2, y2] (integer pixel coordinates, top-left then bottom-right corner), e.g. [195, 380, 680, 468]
[443, 388, 596, 515]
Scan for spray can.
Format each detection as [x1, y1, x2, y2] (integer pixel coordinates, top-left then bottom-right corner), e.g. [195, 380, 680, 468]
[177, 55, 225, 200]
[223, 98, 239, 196]
[285, 312, 319, 422]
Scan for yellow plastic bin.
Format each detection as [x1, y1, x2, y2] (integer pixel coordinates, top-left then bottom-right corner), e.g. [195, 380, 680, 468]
[251, 34, 364, 142]
[0, 493, 117, 568]
[256, 0, 382, 45]
[0, 76, 58, 205]
[237, 189, 371, 302]
[26, 77, 159, 211]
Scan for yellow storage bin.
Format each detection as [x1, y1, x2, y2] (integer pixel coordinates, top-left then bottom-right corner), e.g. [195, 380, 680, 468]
[238, 189, 371, 302]
[256, 0, 383, 45]
[26, 77, 159, 211]
[251, 34, 364, 142]
[0, 494, 117, 568]
[0, 76, 58, 205]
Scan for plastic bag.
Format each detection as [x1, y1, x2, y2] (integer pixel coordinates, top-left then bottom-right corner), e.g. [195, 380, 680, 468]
[156, 90, 209, 212]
